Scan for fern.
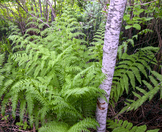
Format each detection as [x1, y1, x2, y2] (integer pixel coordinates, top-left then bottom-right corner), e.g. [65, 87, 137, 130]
[90, 20, 161, 122]
[110, 46, 159, 103]
[39, 118, 98, 132]
[118, 71, 162, 115]
[88, 22, 105, 62]
[0, 7, 105, 130]
[107, 119, 159, 132]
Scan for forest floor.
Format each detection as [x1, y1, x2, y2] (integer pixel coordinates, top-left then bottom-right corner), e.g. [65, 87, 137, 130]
[0, 96, 162, 132]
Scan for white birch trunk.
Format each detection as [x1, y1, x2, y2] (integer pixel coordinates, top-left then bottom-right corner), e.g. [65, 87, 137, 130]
[96, 0, 127, 132]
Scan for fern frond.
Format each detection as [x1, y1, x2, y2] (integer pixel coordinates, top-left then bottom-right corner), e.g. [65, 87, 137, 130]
[11, 92, 18, 119]
[19, 99, 26, 123]
[68, 118, 99, 132]
[107, 119, 159, 132]
[111, 47, 158, 103]
[118, 71, 162, 114]
[39, 121, 69, 132]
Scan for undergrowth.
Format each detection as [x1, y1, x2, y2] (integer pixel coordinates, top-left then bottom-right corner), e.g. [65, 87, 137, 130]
[0, 8, 105, 131]
[0, 5, 161, 132]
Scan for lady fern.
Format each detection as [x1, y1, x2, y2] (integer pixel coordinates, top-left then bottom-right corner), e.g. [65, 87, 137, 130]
[0, 8, 105, 131]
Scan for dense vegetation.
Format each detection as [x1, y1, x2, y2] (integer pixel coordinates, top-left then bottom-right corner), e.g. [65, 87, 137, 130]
[0, 0, 161, 132]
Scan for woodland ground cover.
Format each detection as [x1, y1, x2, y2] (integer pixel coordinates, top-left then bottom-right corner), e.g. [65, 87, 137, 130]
[0, 0, 162, 132]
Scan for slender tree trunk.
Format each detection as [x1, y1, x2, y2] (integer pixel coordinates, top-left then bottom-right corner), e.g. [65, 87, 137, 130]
[39, 0, 43, 17]
[96, 0, 127, 132]
[46, 0, 56, 21]
[33, 0, 38, 13]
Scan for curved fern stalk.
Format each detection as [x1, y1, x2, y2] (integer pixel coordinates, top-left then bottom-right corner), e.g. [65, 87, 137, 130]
[107, 119, 159, 132]
[117, 71, 162, 116]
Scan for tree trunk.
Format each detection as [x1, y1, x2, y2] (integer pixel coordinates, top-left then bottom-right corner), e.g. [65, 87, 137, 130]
[96, 0, 127, 132]
[39, 0, 43, 17]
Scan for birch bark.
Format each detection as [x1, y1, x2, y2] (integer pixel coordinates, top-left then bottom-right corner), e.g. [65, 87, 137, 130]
[96, 0, 127, 132]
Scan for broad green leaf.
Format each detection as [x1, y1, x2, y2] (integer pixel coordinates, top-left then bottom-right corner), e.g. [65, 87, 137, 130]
[132, 16, 141, 21]
[144, 17, 153, 21]
[125, 25, 132, 30]
[133, 24, 141, 30]
[123, 14, 130, 21]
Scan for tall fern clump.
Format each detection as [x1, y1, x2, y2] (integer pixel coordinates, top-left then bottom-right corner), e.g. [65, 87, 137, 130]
[0, 8, 106, 131]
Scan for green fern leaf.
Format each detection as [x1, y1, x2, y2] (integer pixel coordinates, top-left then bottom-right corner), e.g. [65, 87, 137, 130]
[39, 121, 69, 132]
[132, 91, 141, 99]
[149, 76, 158, 87]
[133, 63, 147, 77]
[19, 99, 26, 122]
[136, 87, 147, 95]
[126, 71, 135, 88]
[11, 93, 18, 119]
[68, 118, 98, 132]
[107, 119, 159, 132]
[131, 67, 141, 84]
[123, 74, 129, 94]
[142, 80, 153, 91]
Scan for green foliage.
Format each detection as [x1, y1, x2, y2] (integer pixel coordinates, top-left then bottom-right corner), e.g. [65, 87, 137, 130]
[80, 1, 104, 43]
[0, 1, 161, 131]
[39, 118, 98, 132]
[111, 46, 159, 103]
[119, 70, 162, 115]
[89, 22, 105, 62]
[107, 119, 159, 132]
[0, 8, 105, 131]
[124, 0, 156, 30]
[89, 22, 160, 107]
[0, 19, 10, 39]
[16, 121, 30, 130]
